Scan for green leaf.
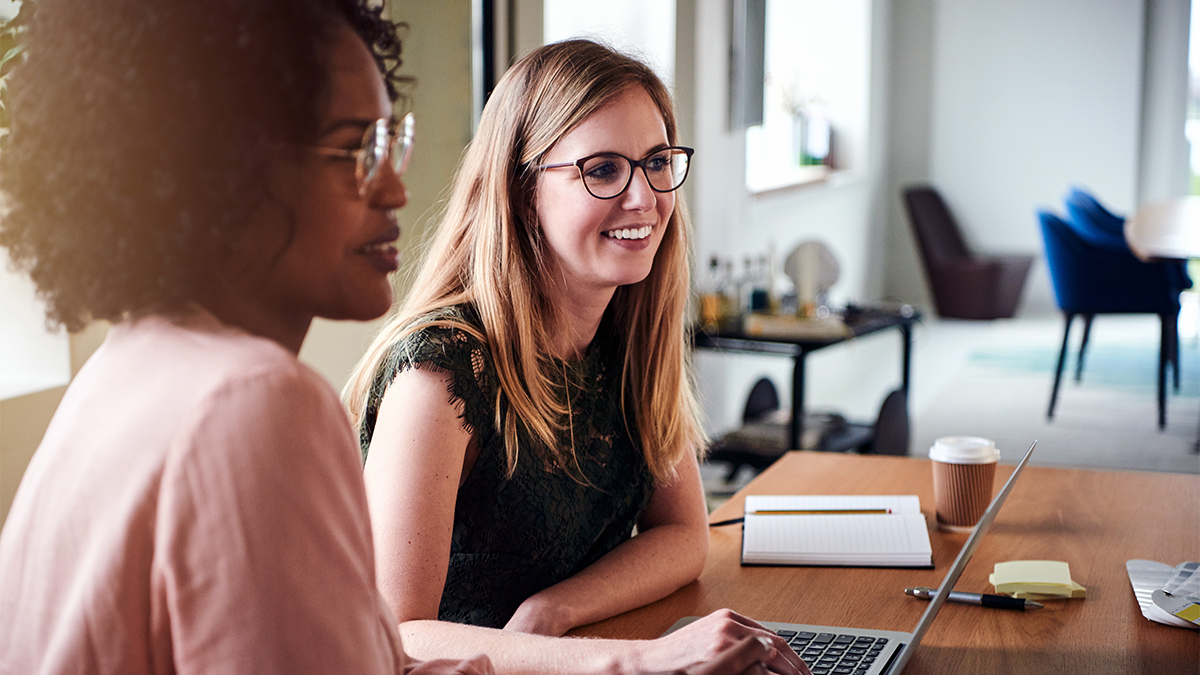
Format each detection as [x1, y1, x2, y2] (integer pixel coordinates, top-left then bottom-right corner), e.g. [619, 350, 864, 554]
[0, 43, 25, 69]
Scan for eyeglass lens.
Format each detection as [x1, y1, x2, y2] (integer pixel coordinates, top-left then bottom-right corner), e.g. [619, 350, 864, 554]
[357, 113, 415, 194]
[578, 148, 690, 199]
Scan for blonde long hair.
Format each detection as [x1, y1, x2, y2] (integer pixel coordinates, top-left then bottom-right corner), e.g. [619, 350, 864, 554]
[344, 39, 705, 484]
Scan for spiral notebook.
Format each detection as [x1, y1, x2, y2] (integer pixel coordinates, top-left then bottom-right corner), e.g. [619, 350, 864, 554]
[740, 495, 933, 567]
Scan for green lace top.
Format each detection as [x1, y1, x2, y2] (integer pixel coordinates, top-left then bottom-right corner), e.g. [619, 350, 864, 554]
[359, 305, 656, 628]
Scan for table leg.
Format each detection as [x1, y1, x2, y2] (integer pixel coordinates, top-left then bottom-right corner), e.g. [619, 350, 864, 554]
[790, 353, 806, 450]
[1193, 416, 1199, 453]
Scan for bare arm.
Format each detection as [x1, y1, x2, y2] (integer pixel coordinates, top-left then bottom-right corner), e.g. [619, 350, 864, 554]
[363, 366, 471, 623]
[503, 451, 710, 636]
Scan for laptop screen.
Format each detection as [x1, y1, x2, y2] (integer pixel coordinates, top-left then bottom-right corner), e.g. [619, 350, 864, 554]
[887, 440, 1037, 674]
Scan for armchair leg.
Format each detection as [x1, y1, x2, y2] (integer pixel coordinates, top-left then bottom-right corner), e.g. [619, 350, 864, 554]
[1075, 314, 1094, 383]
[1171, 312, 1181, 393]
[1158, 313, 1169, 430]
[1049, 313, 1074, 420]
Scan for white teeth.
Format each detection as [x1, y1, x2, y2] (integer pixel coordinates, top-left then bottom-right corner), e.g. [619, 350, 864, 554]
[605, 226, 652, 240]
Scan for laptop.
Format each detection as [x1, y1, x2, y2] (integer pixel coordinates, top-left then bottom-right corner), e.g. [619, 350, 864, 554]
[667, 440, 1037, 675]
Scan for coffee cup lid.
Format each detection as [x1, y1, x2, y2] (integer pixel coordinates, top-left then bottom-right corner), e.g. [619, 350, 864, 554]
[929, 436, 1000, 464]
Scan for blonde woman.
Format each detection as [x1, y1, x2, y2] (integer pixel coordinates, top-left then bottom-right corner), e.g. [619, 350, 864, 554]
[346, 40, 808, 675]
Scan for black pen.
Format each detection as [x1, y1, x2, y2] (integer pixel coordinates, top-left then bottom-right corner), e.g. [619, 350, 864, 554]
[904, 586, 1043, 610]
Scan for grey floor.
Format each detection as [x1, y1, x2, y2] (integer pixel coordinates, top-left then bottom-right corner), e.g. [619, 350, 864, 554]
[909, 314, 1200, 474]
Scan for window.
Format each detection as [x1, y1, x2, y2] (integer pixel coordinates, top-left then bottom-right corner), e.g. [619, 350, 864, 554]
[0, 267, 70, 401]
[745, 0, 871, 193]
[542, 0, 676, 86]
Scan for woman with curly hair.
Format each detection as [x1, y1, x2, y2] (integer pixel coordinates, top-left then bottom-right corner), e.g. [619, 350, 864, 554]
[343, 40, 807, 675]
[0, 2, 788, 674]
[0, 1, 489, 673]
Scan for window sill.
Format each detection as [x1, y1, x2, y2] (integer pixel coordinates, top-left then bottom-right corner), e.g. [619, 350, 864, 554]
[746, 166, 864, 197]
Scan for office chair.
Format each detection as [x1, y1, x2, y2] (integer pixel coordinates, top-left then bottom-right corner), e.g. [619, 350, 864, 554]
[903, 186, 1034, 320]
[707, 380, 909, 483]
[1038, 210, 1187, 429]
[865, 389, 910, 456]
[814, 388, 910, 456]
[706, 378, 786, 482]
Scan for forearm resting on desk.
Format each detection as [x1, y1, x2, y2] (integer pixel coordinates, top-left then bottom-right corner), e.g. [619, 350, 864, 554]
[505, 520, 708, 636]
[400, 621, 636, 675]
[399, 610, 810, 675]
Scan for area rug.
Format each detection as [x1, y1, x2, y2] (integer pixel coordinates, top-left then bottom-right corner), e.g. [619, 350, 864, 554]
[912, 333, 1200, 475]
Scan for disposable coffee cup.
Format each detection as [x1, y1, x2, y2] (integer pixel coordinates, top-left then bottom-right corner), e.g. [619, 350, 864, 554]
[929, 436, 1000, 532]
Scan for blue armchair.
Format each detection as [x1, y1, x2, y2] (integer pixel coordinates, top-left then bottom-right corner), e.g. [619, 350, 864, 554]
[1038, 209, 1188, 429]
[1063, 188, 1191, 395]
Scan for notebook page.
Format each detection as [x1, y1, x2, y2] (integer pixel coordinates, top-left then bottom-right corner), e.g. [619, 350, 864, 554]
[743, 514, 930, 562]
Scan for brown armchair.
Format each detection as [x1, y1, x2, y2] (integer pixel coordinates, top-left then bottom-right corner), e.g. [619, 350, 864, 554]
[903, 185, 1034, 320]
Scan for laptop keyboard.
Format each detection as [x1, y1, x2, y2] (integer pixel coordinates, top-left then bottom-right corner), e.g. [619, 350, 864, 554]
[775, 630, 890, 675]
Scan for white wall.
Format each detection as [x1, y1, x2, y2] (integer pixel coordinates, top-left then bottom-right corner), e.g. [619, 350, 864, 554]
[1140, 0, 1192, 204]
[938, 0, 1140, 316]
[886, 0, 1161, 318]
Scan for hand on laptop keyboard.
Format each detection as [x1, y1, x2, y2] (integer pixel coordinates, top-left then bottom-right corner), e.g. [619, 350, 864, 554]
[648, 609, 812, 675]
[773, 630, 888, 675]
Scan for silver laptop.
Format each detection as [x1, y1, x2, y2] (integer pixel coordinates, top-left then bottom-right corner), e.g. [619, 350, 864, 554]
[667, 441, 1037, 675]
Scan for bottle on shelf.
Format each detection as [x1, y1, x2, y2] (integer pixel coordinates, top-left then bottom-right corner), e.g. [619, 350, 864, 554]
[721, 259, 738, 324]
[738, 256, 754, 316]
[699, 255, 725, 330]
[749, 254, 771, 314]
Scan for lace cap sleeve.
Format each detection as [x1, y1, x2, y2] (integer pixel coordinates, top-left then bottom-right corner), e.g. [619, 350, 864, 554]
[359, 308, 496, 461]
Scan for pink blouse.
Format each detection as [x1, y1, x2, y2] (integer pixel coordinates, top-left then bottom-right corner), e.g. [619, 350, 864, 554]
[0, 313, 492, 675]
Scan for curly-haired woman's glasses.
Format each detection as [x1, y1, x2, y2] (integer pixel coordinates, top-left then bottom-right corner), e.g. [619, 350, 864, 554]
[307, 112, 415, 196]
[534, 146, 693, 200]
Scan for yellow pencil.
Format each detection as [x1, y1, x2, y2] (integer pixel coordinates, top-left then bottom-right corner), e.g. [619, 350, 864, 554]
[751, 509, 891, 515]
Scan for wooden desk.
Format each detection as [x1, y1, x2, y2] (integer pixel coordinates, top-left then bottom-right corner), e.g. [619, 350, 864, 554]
[575, 452, 1199, 674]
[1125, 196, 1200, 260]
[693, 308, 919, 449]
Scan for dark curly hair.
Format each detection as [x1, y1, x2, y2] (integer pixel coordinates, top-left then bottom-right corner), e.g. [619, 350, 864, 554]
[0, 0, 408, 332]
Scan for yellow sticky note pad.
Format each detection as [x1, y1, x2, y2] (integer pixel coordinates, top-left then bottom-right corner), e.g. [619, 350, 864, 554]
[1008, 581, 1087, 600]
[989, 560, 1086, 599]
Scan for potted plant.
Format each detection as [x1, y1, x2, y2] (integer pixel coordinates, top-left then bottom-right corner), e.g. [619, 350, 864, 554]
[0, 0, 34, 139]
